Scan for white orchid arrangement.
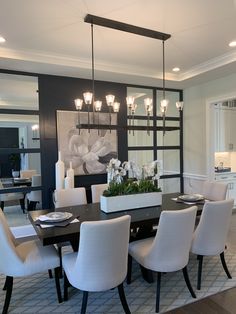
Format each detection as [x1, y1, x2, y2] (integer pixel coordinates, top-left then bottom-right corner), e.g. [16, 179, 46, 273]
[104, 158, 162, 197]
[107, 158, 162, 184]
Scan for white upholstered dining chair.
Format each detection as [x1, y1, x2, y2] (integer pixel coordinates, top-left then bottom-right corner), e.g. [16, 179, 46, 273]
[202, 181, 228, 201]
[0, 210, 62, 314]
[54, 187, 87, 208]
[91, 183, 108, 203]
[20, 169, 37, 179]
[54, 187, 88, 274]
[128, 206, 197, 313]
[191, 198, 234, 290]
[63, 215, 131, 314]
[26, 174, 42, 210]
[0, 179, 25, 213]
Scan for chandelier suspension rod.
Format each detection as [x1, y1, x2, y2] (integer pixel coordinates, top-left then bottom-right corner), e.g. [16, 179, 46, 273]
[162, 40, 165, 100]
[162, 39, 166, 136]
[91, 23, 95, 123]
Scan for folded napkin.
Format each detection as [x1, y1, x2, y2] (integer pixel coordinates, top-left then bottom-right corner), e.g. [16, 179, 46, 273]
[39, 218, 80, 228]
[35, 214, 79, 228]
[171, 197, 205, 205]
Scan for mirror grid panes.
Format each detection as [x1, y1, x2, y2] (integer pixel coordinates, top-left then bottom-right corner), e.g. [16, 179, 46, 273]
[128, 150, 154, 169]
[0, 114, 40, 149]
[160, 177, 180, 193]
[157, 150, 180, 174]
[0, 73, 40, 227]
[127, 87, 153, 116]
[157, 128, 180, 146]
[128, 119, 153, 147]
[0, 74, 38, 110]
[157, 90, 180, 117]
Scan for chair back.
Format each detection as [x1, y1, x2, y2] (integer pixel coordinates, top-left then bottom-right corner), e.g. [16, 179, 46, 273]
[202, 181, 228, 201]
[74, 215, 131, 291]
[20, 169, 37, 179]
[146, 206, 197, 272]
[0, 179, 4, 189]
[0, 210, 22, 274]
[27, 175, 42, 203]
[91, 183, 108, 203]
[191, 199, 234, 256]
[54, 187, 87, 208]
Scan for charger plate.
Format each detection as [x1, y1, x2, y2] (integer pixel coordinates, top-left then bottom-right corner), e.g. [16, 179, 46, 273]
[39, 212, 73, 222]
[178, 194, 204, 202]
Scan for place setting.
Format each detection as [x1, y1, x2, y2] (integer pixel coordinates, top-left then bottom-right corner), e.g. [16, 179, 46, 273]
[35, 211, 80, 228]
[172, 194, 206, 205]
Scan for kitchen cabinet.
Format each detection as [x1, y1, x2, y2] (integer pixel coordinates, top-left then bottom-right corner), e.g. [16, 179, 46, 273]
[215, 102, 236, 152]
[215, 172, 236, 204]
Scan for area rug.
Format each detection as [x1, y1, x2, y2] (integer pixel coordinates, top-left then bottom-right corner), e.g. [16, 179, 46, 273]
[1, 250, 236, 313]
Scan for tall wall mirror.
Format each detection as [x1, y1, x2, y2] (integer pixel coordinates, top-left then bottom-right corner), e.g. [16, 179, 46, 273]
[0, 73, 41, 227]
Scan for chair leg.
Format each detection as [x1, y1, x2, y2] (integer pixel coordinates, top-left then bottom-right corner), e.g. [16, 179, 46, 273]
[64, 272, 70, 301]
[19, 198, 25, 213]
[118, 283, 131, 314]
[81, 291, 89, 314]
[220, 252, 232, 279]
[140, 265, 154, 283]
[1, 201, 4, 211]
[3, 276, 13, 314]
[127, 254, 132, 284]
[29, 201, 38, 211]
[54, 267, 62, 303]
[197, 255, 203, 290]
[3, 276, 7, 290]
[48, 269, 53, 278]
[58, 246, 63, 278]
[156, 272, 161, 313]
[182, 266, 196, 298]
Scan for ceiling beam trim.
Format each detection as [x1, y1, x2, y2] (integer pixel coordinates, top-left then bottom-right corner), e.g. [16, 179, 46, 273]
[84, 14, 171, 41]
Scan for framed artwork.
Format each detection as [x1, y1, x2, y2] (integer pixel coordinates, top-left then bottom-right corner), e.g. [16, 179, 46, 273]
[56, 110, 118, 175]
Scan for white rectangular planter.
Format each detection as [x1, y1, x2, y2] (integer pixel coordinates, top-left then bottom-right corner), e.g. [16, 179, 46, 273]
[100, 192, 162, 213]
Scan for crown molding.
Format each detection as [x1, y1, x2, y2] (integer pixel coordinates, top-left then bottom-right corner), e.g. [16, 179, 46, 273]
[179, 50, 236, 81]
[1, 47, 236, 83]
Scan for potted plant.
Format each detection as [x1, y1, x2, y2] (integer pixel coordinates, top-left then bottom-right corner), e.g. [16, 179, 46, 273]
[100, 159, 162, 213]
[9, 153, 21, 177]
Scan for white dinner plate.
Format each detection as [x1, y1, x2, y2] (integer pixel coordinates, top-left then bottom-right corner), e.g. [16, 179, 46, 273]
[41, 212, 73, 222]
[14, 178, 30, 182]
[179, 194, 204, 202]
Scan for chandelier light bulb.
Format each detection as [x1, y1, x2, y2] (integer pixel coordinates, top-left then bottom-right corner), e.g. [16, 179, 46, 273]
[126, 96, 135, 108]
[83, 92, 93, 105]
[113, 102, 120, 113]
[106, 94, 115, 107]
[94, 100, 102, 112]
[131, 103, 137, 114]
[74, 98, 83, 110]
[160, 99, 169, 112]
[144, 98, 153, 115]
[176, 101, 184, 111]
[32, 124, 39, 131]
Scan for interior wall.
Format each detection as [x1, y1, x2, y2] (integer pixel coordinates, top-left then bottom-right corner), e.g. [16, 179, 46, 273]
[38, 74, 127, 207]
[183, 72, 236, 190]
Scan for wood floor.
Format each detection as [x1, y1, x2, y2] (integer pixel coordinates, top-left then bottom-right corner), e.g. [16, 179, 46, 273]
[166, 286, 236, 313]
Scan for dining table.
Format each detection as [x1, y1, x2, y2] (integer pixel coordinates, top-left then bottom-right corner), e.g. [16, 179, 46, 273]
[29, 192, 204, 251]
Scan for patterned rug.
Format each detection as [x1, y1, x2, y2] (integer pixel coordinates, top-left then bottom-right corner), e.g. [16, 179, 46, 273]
[1, 249, 236, 313]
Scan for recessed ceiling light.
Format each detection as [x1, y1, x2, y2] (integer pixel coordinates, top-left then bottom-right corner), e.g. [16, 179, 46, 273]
[172, 67, 180, 72]
[229, 41, 236, 47]
[0, 36, 6, 43]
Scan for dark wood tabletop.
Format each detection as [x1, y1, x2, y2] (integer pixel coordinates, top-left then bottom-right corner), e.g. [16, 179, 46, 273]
[29, 192, 203, 250]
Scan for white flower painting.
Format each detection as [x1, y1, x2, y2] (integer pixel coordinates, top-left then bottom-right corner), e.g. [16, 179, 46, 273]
[57, 110, 118, 175]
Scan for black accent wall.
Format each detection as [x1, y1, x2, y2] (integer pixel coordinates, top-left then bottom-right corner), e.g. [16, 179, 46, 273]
[38, 74, 127, 207]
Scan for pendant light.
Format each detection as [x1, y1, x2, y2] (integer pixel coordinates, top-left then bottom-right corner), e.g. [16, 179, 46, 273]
[75, 22, 119, 132]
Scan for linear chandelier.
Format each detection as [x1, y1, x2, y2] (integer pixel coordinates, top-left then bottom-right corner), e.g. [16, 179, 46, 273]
[75, 14, 183, 134]
[74, 20, 119, 133]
